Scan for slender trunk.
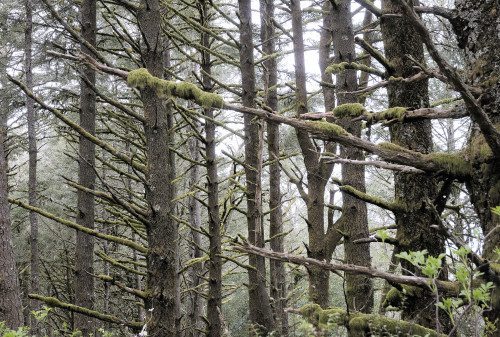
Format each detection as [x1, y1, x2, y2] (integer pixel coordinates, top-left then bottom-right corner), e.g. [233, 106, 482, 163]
[187, 119, 204, 337]
[260, 0, 287, 334]
[137, 1, 180, 335]
[291, 0, 334, 308]
[25, 0, 40, 335]
[0, 106, 23, 329]
[381, 0, 449, 331]
[198, 1, 222, 335]
[74, 0, 96, 334]
[332, 0, 373, 315]
[238, 0, 275, 334]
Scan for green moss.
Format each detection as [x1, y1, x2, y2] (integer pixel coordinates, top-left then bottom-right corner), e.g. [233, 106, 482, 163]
[333, 103, 367, 118]
[427, 153, 470, 177]
[469, 133, 494, 163]
[430, 97, 462, 108]
[326, 62, 349, 74]
[307, 121, 348, 137]
[318, 308, 346, 325]
[349, 317, 369, 332]
[383, 287, 402, 308]
[326, 62, 385, 77]
[127, 68, 224, 109]
[379, 142, 410, 153]
[380, 107, 406, 121]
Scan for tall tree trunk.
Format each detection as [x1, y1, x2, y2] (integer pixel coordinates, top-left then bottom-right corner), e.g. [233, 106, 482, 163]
[197, 1, 223, 335]
[260, 0, 288, 334]
[187, 118, 204, 337]
[137, 1, 180, 335]
[238, 0, 276, 334]
[454, 0, 500, 334]
[332, 0, 373, 315]
[0, 103, 23, 330]
[25, 0, 40, 335]
[291, 0, 337, 309]
[74, 0, 96, 334]
[381, 0, 449, 331]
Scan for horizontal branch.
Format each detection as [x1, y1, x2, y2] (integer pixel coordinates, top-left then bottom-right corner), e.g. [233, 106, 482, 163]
[231, 242, 459, 296]
[326, 156, 425, 174]
[29, 294, 143, 329]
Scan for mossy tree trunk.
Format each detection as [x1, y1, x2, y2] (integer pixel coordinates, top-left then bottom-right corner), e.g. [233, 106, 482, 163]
[238, 0, 276, 334]
[137, 0, 181, 335]
[332, 0, 373, 316]
[381, 0, 449, 332]
[260, 0, 288, 334]
[74, 0, 96, 334]
[454, 0, 500, 334]
[198, 0, 223, 335]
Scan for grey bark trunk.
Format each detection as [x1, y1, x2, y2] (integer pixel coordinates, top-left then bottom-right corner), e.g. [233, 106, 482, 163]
[74, 0, 97, 334]
[25, 0, 40, 334]
[238, 0, 276, 334]
[137, 1, 180, 335]
[260, 0, 288, 334]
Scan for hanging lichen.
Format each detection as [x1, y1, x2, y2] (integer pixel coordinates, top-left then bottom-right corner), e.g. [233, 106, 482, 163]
[333, 103, 367, 118]
[127, 68, 224, 109]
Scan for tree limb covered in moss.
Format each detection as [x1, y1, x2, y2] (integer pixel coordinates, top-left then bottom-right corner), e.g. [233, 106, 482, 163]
[325, 155, 425, 174]
[8, 198, 148, 254]
[231, 241, 460, 295]
[297, 303, 446, 337]
[91, 273, 146, 299]
[28, 294, 143, 329]
[395, 0, 500, 156]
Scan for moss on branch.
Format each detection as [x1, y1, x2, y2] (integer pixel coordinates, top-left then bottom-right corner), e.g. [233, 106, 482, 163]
[128, 68, 224, 109]
[299, 303, 445, 337]
[333, 103, 367, 118]
[29, 294, 143, 329]
[306, 121, 348, 137]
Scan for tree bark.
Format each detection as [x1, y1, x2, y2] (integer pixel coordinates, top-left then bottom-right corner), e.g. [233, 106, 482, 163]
[0, 102, 23, 330]
[260, 0, 288, 334]
[74, 0, 96, 334]
[381, 0, 449, 332]
[238, 0, 276, 334]
[332, 0, 373, 316]
[453, 0, 500, 334]
[187, 117, 204, 337]
[25, 0, 40, 334]
[137, 1, 180, 335]
[198, 0, 223, 335]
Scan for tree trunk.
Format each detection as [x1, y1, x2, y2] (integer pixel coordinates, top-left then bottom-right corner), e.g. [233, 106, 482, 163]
[332, 0, 373, 315]
[137, 1, 180, 335]
[187, 118, 204, 337]
[0, 104, 23, 330]
[238, 0, 276, 334]
[260, 0, 288, 334]
[25, 0, 40, 334]
[198, 1, 223, 335]
[74, 0, 96, 334]
[454, 0, 500, 334]
[381, 0, 449, 331]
